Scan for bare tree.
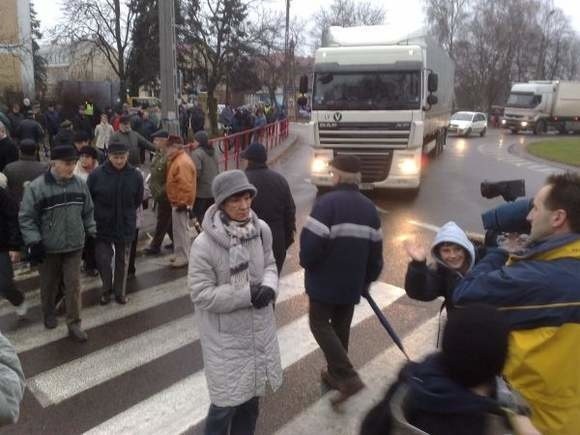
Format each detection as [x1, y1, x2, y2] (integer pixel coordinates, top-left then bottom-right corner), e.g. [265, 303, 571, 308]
[52, 0, 136, 102]
[311, 0, 386, 49]
[424, 0, 469, 59]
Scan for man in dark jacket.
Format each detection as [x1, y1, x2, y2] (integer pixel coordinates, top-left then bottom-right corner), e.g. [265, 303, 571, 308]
[43, 104, 60, 148]
[0, 186, 28, 317]
[190, 104, 205, 134]
[73, 105, 93, 141]
[300, 155, 383, 406]
[144, 130, 173, 255]
[360, 305, 538, 435]
[3, 140, 48, 203]
[19, 146, 96, 341]
[242, 142, 295, 273]
[14, 111, 44, 145]
[0, 122, 18, 172]
[6, 104, 22, 137]
[87, 142, 144, 305]
[191, 130, 219, 223]
[110, 115, 155, 166]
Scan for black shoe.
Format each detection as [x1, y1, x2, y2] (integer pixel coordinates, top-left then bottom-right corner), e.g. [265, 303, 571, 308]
[127, 269, 136, 279]
[164, 243, 174, 250]
[144, 247, 161, 256]
[44, 316, 58, 329]
[68, 323, 88, 342]
[115, 295, 128, 305]
[100, 292, 112, 306]
[85, 268, 99, 277]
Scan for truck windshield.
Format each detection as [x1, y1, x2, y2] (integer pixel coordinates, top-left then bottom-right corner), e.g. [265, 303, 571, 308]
[506, 93, 541, 108]
[313, 71, 421, 110]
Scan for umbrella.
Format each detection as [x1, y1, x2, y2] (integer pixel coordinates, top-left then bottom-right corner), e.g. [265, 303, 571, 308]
[363, 292, 411, 361]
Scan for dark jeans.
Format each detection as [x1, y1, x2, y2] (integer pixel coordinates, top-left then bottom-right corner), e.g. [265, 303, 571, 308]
[204, 397, 260, 435]
[193, 197, 214, 223]
[150, 200, 173, 250]
[0, 252, 25, 307]
[82, 236, 97, 270]
[128, 230, 138, 275]
[309, 299, 357, 382]
[95, 239, 130, 298]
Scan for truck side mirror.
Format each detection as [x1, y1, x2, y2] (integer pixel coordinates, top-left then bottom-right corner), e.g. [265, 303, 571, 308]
[427, 94, 438, 106]
[299, 75, 309, 94]
[428, 73, 438, 93]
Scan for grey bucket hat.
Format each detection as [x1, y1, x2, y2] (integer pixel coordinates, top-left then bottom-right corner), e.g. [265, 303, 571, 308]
[212, 170, 257, 207]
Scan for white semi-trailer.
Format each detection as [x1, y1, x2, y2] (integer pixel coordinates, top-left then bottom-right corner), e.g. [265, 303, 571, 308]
[502, 81, 580, 134]
[309, 26, 455, 193]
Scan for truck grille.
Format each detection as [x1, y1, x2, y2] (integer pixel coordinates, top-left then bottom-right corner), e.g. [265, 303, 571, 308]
[334, 149, 394, 183]
[318, 122, 410, 148]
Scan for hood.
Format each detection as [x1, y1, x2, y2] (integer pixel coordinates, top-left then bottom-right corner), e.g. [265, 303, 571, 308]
[406, 354, 497, 415]
[449, 120, 472, 128]
[431, 221, 476, 273]
[201, 204, 259, 249]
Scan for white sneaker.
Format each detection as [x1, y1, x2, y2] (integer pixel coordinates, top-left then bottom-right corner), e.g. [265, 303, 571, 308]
[15, 301, 28, 318]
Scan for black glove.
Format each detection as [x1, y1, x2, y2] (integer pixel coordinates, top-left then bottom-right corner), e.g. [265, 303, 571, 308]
[27, 242, 46, 266]
[176, 204, 188, 212]
[361, 284, 371, 298]
[250, 285, 276, 309]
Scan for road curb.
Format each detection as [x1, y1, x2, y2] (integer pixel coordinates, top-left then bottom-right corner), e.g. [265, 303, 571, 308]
[508, 141, 580, 172]
[267, 133, 300, 167]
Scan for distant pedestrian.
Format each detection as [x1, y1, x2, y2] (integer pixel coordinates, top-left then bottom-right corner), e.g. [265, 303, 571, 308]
[43, 104, 60, 150]
[3, 139, 48, 203]
[300, 155, 383, 406]
[109, 115, 155, 166]
[6, 104, 22, 137]
[144, 130, 173, 256]
[189, 170, 282, 435]
[14, 110, 44, 145]
[0, 122, 18, 172]
[73, 131, 104, 163]
[87, 142, 143, 305]
[242, 143, 296, 273]
[191, 131, 219, 223]
[94, 113, 114, 154]
[53, 120, 75, 148]
[73, 105, 93, 141]
[190, 103, 205, 134]
[19, 146, 96, 341]
[165, 135, 196, 268]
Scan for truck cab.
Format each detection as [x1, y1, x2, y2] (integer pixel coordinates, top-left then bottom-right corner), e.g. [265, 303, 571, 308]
[502, 82, 555, 134]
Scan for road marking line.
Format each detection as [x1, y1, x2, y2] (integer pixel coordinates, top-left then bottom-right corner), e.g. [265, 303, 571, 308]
[26, 270, 306, 406]
[407, 220, 441, 233]
[83, 282, 405, 435]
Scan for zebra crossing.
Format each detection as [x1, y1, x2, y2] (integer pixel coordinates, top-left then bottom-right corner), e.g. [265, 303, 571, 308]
[4, 253, 441, 434]
[477, 143, 562, 174]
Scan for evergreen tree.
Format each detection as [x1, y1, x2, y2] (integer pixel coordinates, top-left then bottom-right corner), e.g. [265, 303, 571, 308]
[30, 2, 47, 96]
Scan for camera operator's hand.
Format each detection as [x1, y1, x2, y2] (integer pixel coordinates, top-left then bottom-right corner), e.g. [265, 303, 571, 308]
[27, 242, 46, 266]
[403, 239, 426, 262]
[250, 285, 276, 309]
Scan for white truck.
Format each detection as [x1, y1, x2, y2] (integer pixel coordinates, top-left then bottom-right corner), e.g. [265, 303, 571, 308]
[309, 26, 455, 193]
[502, 81, 580, 135]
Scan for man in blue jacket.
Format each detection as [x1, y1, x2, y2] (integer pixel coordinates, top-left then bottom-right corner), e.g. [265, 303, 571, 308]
[300, 155, 383, 406]
[453, 172, 580, 435]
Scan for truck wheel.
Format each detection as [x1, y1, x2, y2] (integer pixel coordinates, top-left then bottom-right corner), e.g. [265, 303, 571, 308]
[479, 127, 487, 137]
[534, 120, 545, 135]
[464, 128, 472, 137]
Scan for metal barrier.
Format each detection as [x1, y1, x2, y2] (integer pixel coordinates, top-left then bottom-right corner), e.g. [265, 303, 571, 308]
[186, 119, 289, 170]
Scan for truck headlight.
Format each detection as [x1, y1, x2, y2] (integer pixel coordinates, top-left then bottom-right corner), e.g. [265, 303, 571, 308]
[501, 119, 506, 125]
[521, 121, 528, 127]
[311, 157, 330, 173]
[398, 158, 419, 175]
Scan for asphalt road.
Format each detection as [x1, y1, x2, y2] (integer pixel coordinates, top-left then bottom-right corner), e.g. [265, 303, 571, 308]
[0, 125, 567, 435]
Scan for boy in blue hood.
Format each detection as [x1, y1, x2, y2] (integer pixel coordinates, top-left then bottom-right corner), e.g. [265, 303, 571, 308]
[360, 304, 539, 435]
[404, 221, 477, 311]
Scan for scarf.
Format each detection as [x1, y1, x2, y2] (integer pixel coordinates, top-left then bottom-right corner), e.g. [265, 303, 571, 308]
[220, 212, 260, 289]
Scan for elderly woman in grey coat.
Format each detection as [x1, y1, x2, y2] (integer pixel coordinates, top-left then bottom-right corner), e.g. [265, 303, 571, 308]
[188, 169, 282, 435]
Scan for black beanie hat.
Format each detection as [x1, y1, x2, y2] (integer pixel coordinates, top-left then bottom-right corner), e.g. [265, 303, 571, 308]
[74, 130, 90, 143]
[241, 143, 267, 163]
[79, 145, 98, 159]
[19, 139, 38, 155]
[441, 304, 509, 388]
[330, 155, 361, 173]
[51, 146, 78, 161]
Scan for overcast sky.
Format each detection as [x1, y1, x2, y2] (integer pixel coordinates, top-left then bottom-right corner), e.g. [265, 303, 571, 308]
[34, 0, 580, 45]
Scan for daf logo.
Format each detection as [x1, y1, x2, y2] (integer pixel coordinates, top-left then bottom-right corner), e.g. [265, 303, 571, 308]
[333, 112, 342, 122]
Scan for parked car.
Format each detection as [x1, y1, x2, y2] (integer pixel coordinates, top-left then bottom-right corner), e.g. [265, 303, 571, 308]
[448, 111, 487, 137]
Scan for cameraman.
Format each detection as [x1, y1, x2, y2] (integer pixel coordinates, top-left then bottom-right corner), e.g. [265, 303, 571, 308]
[453, 172, 580, 435]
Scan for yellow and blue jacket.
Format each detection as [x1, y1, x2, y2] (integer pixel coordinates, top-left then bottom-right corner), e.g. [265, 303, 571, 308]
[453, 233, 580, 435]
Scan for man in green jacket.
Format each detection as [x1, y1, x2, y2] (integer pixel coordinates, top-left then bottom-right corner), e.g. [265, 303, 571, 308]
[19, 146, 96, 342]
[109, 115, 155, 167]
[144, 130, 173, 256]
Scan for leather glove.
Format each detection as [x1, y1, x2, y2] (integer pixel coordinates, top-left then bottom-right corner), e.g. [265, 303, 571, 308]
[27, 242, 46, 266]
[250, 285, 276, 309]
[361, 284, 371, 298]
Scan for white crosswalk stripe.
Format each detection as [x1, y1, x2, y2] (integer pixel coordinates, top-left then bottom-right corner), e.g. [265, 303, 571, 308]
[476, 143, 562, 174]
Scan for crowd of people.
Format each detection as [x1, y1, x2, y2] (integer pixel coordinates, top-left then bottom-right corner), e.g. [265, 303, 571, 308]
[1, 95, 580, 435]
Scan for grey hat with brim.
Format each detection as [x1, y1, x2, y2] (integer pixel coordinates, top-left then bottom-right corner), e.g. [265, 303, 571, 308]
[212, 170, 257, 207]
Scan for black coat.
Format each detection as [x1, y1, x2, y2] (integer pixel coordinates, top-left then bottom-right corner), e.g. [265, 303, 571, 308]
[0, 187, 21, 252]
[53, 128, 75, 148]
[6, 112, 23, 136]
[15, 118, 44, 143]
[3, 157, 49, 203]
[245, 164, 296, 271]
[87, 161, 144, 242]
[0, 136, 18, 172]
[74, 115, 94, 140]
[44, 111, 60, 136]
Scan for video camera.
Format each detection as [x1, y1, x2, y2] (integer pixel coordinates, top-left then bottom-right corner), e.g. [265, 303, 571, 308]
[480, 179, 532, 246]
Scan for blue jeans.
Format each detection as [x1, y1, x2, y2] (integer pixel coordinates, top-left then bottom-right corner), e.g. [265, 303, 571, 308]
[204, 397, 259, 435]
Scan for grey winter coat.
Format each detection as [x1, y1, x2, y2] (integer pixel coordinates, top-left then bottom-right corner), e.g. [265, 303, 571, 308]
[19, 170, 96, 253]
[3, 156, 49, 203]
[109, 130, 155, 167]
[191, 147, 219, 199]
[188, 205, 283, 407]
[0, 332, 25, 426]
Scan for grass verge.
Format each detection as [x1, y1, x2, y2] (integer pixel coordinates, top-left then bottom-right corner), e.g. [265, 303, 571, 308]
[527, 138, 580, 167]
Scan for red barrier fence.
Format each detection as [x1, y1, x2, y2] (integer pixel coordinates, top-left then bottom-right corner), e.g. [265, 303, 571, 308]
[186, 119, 289, 170]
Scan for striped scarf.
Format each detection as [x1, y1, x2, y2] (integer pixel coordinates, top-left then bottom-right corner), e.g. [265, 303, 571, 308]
[221, 212, 260, 289]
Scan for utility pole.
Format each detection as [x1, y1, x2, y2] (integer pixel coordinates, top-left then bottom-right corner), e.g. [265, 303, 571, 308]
[283, 0, 290, 113]
[159, 0, 180, 134]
